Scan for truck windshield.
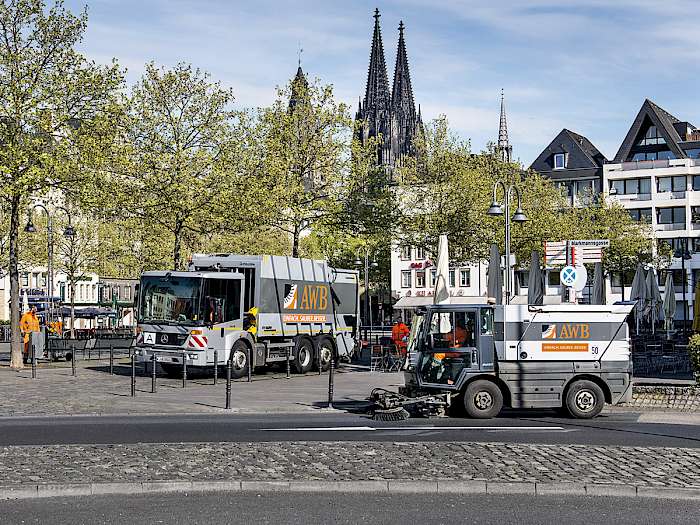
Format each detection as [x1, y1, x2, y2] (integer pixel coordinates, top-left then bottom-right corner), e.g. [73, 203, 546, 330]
[138, 276, 203, 325]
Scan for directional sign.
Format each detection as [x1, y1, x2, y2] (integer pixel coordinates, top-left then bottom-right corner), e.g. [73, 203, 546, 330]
[569, 239, 610, 247]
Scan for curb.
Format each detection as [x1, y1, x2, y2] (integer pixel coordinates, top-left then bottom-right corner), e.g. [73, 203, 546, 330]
[1, 480, 699, 500]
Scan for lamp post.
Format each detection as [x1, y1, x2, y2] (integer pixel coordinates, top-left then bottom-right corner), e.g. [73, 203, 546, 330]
[674, 238, 692, 337]
[25, 205, 75, 331]
[486, 182, 527, 305]
[354, 248, 378, 329]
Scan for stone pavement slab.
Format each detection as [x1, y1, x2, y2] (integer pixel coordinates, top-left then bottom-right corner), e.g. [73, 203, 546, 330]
[0, 362, 400, 417]
[0, 441, 698, 492]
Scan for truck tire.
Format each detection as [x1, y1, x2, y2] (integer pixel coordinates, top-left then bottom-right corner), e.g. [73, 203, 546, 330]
[564, 379, 604, 419]
[463, 380, 503, 419]
[316, 337, 333, 372]
[293, 338, 314, 374]
[229, 340, 251, 380]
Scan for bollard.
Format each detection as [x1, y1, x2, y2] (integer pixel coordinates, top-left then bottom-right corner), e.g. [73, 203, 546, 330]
[151, 353, 157, 393]
[71, 344, 76, 377]
[327, 349, 335, 409]
[182, 353, 187, 388]
[286, 346, 291, 379]
[225, 357, 232, 410]
[130, 349, 136, 397]
[246, 347, 252, 383]
[213, 350, 218, 385]
[109, 344, 114, 375]
[31, 343, 37, 379]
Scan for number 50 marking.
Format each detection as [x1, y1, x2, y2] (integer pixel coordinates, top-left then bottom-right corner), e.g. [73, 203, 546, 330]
[591, 346, 599, 355]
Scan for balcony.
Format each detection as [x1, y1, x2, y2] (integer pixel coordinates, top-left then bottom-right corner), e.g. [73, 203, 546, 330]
[612, 192, 651, 202]
[656, 222, 687, 231]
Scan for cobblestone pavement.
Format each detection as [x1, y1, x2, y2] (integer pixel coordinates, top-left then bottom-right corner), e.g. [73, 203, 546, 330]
[0, 362, 400, 416]
[0, 441, 699, 488]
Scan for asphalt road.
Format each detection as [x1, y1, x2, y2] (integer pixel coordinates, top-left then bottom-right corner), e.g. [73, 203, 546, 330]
[2, 492, 699, 524]
[2, 411, 699, 447]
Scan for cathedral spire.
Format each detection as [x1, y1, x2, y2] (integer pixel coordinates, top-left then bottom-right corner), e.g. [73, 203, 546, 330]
[363, 8, 391, 114]
[289, 64, 308, 112]
[391, 20, 415, 117]
[496, 89, 513, 163]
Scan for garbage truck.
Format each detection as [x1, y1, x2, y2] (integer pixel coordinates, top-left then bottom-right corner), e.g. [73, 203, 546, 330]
[134, 254, 359, 378]
[371, 302, 634, 419]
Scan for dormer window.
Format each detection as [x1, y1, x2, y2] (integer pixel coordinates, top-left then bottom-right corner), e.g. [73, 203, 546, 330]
[553, 153, 566, 170]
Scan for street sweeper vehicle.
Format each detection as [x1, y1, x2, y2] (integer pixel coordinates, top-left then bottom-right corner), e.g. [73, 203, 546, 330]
[135, 254, 359, 378]
[371, 302, 634, 420]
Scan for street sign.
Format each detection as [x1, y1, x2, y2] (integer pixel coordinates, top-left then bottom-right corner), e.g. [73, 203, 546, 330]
[560, 265, 588, 291]
[545, 240, 608, 266]
[560, 266, 577, 287]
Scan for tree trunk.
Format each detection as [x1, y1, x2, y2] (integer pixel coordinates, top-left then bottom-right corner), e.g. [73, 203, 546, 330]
[292, 224, 300, 258]
[173, 222, 183, 271]
[9, 194, 23, 369]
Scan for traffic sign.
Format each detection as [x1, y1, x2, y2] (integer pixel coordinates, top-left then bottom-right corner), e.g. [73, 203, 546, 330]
[569, 239, 610, 247]
[560, 266, 577, 287]
[560, 265, 588, 291]
[544, 240, 608, 266]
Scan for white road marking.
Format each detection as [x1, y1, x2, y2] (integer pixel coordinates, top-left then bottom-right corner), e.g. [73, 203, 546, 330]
[260, 426, 566, 432]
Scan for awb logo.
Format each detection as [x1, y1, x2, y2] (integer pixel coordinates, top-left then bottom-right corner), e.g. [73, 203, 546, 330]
[542, 323, 590, 339]
[283, 283, 329, 311]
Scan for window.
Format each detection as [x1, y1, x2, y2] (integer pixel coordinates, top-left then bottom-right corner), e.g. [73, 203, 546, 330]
[459, 269, 471, 287]
[125, 286, 131, 301]
[656, 206, 685, 225]
[548, 271, 560, 286]
[610, 178, 650, 195]
[429, 269, 437, 288]
[635, 125, 666, 146]
[553, 153, 566, 169]
[658, 238, 687, 253]
[575, 180, 598, 203]
[400, 246, 411, 260]
[693, 239, 700, 253]
[693, 175, 700, 191]
[59, 283, 66, 301]
[415, 247, 425, 260]
[449, 270, 456, 288]
[21, 273, 28, 287]
[693, 207, 700, 224]
[657, 176, 686, 193]
[686, 148, 700, 159]
[416, 271, 426, 288]
[611, 271, 634, 292]
[628, 208, 652, 222]
[401, 270, 412, 288]
[202, 278, 242, 323]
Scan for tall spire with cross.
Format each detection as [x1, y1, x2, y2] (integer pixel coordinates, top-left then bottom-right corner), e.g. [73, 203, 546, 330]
[496, 89, 513, 163]
[289, 46, 308, 112]
[391, 20, 418, 160]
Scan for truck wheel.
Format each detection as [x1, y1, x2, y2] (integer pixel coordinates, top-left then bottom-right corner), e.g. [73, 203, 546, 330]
[463, 380, 503, 419]
[565, 380, 604, 419]
[316, 337, 333, 372]
[293, 338, 314, 374]
[229, 341, 251, 380]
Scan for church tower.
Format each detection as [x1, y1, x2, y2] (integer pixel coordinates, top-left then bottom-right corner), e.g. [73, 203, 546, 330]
[496, 89, 513, 163]
[356, 9, 422, 169]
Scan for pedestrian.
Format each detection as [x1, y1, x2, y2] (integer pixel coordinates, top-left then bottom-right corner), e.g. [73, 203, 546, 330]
[20, 306, 40, 363]
[391, 316, 410, 356]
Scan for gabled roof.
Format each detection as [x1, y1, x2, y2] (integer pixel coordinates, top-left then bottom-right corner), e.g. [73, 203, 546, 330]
[612, 99, 687, 162]
[529, 129, 606, 174]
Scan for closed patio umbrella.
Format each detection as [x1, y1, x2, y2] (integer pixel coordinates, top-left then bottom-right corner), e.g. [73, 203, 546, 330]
[662, 272, 676, 338]
[527, 251, 544, 305]
[630, 263, 647, 334]
[693, 282, 700, 333]
[591, 262, 605, 305]
[645, 269, 662, 334]
[487, 243, 502, 305]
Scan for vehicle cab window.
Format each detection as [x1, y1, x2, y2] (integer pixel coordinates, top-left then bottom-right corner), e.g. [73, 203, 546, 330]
[421, 310, 477, 385]
[202, 278, 242, 324]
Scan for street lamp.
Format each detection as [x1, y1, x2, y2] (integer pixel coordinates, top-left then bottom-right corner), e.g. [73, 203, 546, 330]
[487, 181, 527, 305]
[24, 205, 75, 326]
[355, 248, 378, 329]
[674, 238, 692, 337]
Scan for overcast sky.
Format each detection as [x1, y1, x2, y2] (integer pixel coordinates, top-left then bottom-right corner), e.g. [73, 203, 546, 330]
[65, 0, 700, 165]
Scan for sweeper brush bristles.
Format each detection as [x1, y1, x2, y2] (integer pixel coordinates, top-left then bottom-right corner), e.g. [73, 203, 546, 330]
[371, 407, 410, 421]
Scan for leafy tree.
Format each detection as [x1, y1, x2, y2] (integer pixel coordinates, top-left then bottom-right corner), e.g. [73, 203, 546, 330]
[256, 78, 352, 257]
[115, 62, 248, 271]
[0, 0, 123, 368]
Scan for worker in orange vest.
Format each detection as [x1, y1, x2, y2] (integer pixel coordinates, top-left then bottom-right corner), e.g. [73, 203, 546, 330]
[391, 318, 410, 356]
[20, 306, 41, 363]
